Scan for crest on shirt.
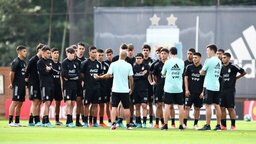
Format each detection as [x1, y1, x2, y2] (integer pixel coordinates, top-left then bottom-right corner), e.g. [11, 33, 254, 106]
[142, 66, 144, 70]
[96, 64, 99, 68]
[103, 66, 106, 70]
[228, 68, 231, 73]
[74, 64, 76, 68]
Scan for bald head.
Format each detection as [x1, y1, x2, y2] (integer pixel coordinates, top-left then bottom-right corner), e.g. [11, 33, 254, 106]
[119, 50, 127, 60]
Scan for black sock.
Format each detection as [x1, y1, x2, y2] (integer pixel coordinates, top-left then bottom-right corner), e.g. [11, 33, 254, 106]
[143, 117, 147, 124]
[9, 115, 13, 124]
[184, 119, 187, 126]
[76, 114, 80, 123]
[171, 118, 175, 125]
[66, 114, 71, 124]
[70, 115, 73, 123]
[108, 119, 111, 123]
[139, 117, 142, 124]
[149, 115, 153, 123]
[221, 119, 227, 127]
[46, 115, 49, 123]
[130, 117, 133, 123]
[194, 119, 198, 126]
[100, 116, 104, 123]
[112, 121, 116, 125]
[55, 115, 59, 122]
[119, 118, 123, 124]
[84, 116, 88, 123]
[160, 118, 164, 124]
[82, 115, 86, 123]
[135, 117, 140, 124]
[15, 116, 20, 124]
[93, 117, 97, 124]
[126, 123, 130, 128]
[42, 116, 48, 124]
[35, 116, 40, 123]
[89, 116, 93, 123]
[155, 118, 159, 125]
[115, 117, 118, 122]
[29, 114, 33, 123]
[231, 119, 236, 127]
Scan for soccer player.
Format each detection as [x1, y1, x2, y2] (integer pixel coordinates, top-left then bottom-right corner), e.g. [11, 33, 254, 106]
[37, 45, 55, 128]
[97, 50, 134, 130]
[142, 44, 154, 128]
[217, 49, 224, 60]
[161, 47, 185, 130]
[26, 43, 44, 126]
[153, 48, 169, 128]
[104, 48, 113, 126]
[8, 46, 27, 127]
[81, 46, 101, 127]
[220, 52, 246, 130]
[199, 44, 222, 131]
[51, 48, 63, 125]
[97, 48, 110, 127]
[62, 47, 80, 128]
[74, 43, 86, 127]
[132, 53, 149, 128]
[184, 52, 204, 129]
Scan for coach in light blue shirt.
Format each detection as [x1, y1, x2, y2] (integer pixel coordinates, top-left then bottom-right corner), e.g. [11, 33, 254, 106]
[97, 50, 134, 130]
[161, 47, 185, 130]
[199, 44, 222, 131]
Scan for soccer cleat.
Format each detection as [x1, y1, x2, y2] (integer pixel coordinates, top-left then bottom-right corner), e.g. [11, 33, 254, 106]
[15, 123, 22, 127]
[100, 123, 107, 127]
[35, 122, 43, 127]
[88, 122, 93, 127]
[28, 123, 35, 126]
[221, 125, 227, 130]
[9, 122, 18, 127]
[193, 125, 199, 130]
[118, 123, 125, 128]
[76, 122, 82, 127]
[107, 122, 112, 127]
[198, 124, 211, 131]
[170, 124, 176, 129]
[111, 124, 117, 130]
[55, 121, 63, 126]
[179, 125, 184, 130]
[44, 123, 54, 128]
[67, 123, 76, 128]
[182, 124, 187, 129]
[230, 126, 236, 130]
[142, 123, 147, 128]
[129, 122, 136, 127]
[93, 123, 99, 127]
[127, 126, 133, 130]
[213, 125, 221, 131]
[161, 124, 168, 130]
[136, 123, 142, 128]
[154, 124, 159, 128]
[83, 122, 88, 127]
[149, 122, 153, 128]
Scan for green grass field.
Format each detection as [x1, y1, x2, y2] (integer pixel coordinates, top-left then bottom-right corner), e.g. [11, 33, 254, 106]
[0, 120, 255, 144]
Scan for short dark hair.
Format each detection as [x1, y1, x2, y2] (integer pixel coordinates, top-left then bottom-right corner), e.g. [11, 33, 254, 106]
[16, 45, 26, 51]
[193, 52, 201, 57]
[188, 48, 196, 54]
[41, 45, 51, 52]
[51, 48, 59, 52]
[128, 44, 134, 51]
[207, 44, 218, 53]
[36, 43, 45, 52]
[77, 42, 85, 47]
[135, 53, 144, 58]
[66, 47, 75, 53]
[156, 47, 163, 52]
[160, 48, 169, 53]
[142, 44, 151, 51]
[70, 44, 77, 49]
[89, 46, 97, 52]
[169, 47, 177, 55]
[105, 48, 113, 54]
[120, 43, 128, 50]
[217, 49, 224, 53]
[223, 52, 231, 58]
[97, 48, 104, 53]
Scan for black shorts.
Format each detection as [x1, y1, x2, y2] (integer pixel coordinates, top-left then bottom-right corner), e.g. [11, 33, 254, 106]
[154, 84, 164, 103]
[64, 88, 77, 102]
[111, 92, 130, 109]
[164, 92, 183, 105]
[204, 89, 220, 105]
[185, 92, 203, 108]
[132, 90, 148, 104]
[76, 81, 83, 98]
[220, 89, 235, 108]
[29, 84, 41, 100]
[12, 85, 26, 102]
[147, 83, 154, 103]
[83, 87, 100, 104]
[53, 84, 63, 101]
[41, 86, 54, 102]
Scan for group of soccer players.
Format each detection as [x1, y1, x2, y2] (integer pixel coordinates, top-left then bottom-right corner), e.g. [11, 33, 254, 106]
[8, 42, 246, 131]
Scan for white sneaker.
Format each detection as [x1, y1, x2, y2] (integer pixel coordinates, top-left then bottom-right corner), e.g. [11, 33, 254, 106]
[9, 122, 18, 127]
[15, 123, 22, 127]
[182, 124, 187, 129]
[193, 125, 199, 130]
[107, 122, 112, 127]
